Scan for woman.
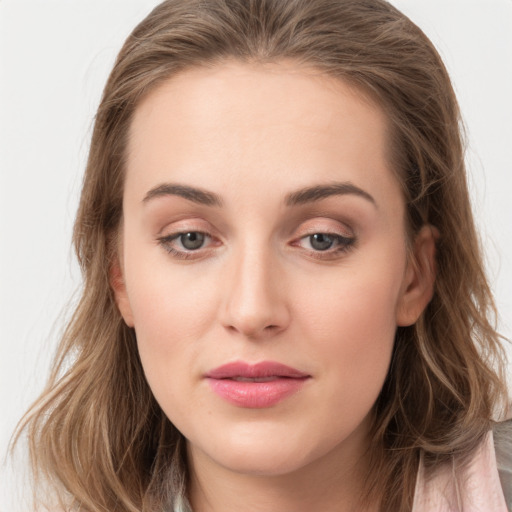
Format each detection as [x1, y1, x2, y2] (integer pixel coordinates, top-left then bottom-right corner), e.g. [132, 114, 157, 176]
[14, 0, 511, 511]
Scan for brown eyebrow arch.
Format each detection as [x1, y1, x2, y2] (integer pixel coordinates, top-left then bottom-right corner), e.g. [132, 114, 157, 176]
[143, 181, 375, 208]
[142, 183, 223, 207]
[285, 182, 376, 207]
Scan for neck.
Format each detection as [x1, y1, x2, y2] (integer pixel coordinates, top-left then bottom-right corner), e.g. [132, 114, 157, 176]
[186, 423, 379, 512]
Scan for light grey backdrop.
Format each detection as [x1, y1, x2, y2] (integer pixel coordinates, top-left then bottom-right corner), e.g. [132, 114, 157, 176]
[1, 1, 511, 509]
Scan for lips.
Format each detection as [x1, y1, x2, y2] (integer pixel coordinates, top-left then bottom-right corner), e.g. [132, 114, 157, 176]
[205, 361, 310, 408]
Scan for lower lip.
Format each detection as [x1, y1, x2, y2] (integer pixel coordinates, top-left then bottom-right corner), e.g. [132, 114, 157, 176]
[207, 377, 308, 408]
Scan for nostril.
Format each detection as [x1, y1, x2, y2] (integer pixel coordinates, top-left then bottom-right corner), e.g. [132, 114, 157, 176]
[224, 322, 282, 338]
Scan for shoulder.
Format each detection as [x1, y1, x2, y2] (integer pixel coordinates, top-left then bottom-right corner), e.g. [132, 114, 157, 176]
[494, 419, 512, 511]
[413, 425, 510, 511]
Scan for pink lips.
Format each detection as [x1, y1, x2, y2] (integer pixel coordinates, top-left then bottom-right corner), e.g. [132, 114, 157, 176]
[205, 361, 310, 408]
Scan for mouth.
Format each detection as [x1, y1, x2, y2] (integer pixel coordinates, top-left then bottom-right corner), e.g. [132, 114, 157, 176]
[228, 376, 283, 382]
[205, 361, 311, 408]
[205, 360, 310, 379]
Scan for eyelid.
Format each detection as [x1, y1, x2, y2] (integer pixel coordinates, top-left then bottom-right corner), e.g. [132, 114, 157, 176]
[156, 216, 214, 236]
[289, 218, 357, 258]
[293, 217, 355, 238]
[156, 216, 221, 260]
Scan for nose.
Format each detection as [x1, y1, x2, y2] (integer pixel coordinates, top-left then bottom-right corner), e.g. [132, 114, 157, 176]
[220, 246, 290, 339]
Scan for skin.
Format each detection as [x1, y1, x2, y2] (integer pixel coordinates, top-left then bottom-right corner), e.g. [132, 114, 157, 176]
[113, 61, 436, 512]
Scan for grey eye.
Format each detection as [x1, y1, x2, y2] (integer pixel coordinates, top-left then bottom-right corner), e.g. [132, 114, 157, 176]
[179, 232, 206, 250]
[309, 234, 335, 251]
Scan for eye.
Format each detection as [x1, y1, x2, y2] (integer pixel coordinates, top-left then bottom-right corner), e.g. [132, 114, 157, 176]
[309, 233, 336, 251]
[157, 231, 214, 259]
[177, 232, 207, 250]
[296, 232, 355, 254]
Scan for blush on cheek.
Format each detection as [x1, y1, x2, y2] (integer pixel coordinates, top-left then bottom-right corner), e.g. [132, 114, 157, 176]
[303, 274, 398, 394]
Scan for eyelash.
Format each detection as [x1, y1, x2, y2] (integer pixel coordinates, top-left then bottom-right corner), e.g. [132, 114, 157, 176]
[157, 230, 356, 260]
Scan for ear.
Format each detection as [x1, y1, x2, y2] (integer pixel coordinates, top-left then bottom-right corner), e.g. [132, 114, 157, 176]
[396, 225, 438, 327]
[110, 257, 135, 328]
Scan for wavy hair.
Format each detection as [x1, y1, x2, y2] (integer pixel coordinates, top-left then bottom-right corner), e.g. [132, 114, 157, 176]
[14, 0, 507, 511]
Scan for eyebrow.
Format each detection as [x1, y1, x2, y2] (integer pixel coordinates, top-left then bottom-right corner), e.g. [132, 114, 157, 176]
[143, 183, 223, 207]
[142, 181, 376, 208]
[285, 182, 376, 207]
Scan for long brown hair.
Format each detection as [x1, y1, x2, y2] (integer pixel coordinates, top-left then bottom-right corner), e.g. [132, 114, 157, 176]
[14, 1, 507, 511]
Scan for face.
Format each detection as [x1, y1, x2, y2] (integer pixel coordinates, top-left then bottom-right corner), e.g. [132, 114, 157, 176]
[114, 61, 435, 480]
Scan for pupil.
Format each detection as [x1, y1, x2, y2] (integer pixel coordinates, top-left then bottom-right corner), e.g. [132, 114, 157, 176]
[181, 232, 205, 250]
[310, 233, 333, 251]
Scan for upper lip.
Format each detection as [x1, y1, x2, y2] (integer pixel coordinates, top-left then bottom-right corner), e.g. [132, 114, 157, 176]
[205, 361, 310, 379]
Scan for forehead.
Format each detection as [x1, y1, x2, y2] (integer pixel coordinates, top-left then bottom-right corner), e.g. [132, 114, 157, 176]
[125, 61, 399, 210]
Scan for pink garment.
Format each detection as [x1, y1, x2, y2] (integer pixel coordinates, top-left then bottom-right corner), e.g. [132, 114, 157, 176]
[412, 430, 508, 512]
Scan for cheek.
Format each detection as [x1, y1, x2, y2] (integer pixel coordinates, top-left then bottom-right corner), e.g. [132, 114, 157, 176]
[123, 228, 215, 331]
[121, 243, 219, 395]
[127, 279, 215, 421]
[295, 252, 406, 401]
[300, 265, 402, 346]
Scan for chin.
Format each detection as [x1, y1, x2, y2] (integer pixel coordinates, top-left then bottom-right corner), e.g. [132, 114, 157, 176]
[187, 420, 340, 477]
[214, 445, 316, 477]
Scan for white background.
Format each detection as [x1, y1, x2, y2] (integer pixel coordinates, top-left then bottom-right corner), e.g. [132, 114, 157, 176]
[1, 1, 511, 509]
